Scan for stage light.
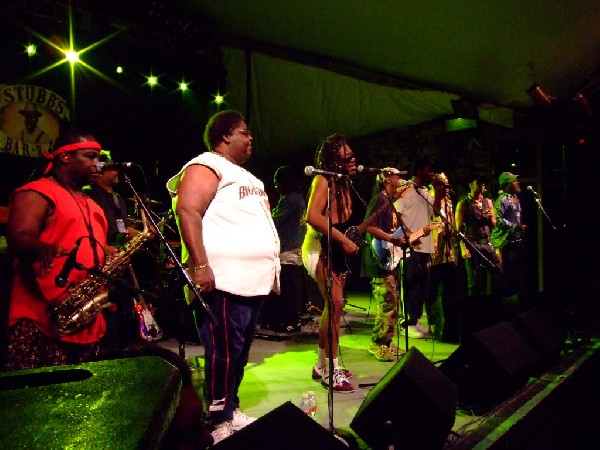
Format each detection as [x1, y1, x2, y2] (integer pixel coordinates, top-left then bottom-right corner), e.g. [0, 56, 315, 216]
[214, 94, 224, 105]
[147, 75, 158, 87]
[526, 83, 556, 107]
[179, 82, 188, 91]
[64, 49, 80, 64]
[26, 44, 36, 56]
[445, 118, 477, 132]
[116, 66, 123, 74]
[573, 92, 593, 117]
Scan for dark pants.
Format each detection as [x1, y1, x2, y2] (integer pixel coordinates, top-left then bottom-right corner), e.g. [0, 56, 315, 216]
[404, 251, 431, 325]
[200, 290, 264, 426]
[465, 242, 503, 296]
[427, 263, 459, 339]
[500, 241, 523, 296]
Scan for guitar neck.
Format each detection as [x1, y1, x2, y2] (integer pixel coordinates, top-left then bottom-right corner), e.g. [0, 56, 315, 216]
[358, 200, 392, 234]
[409, 222, 442, 244]
[127, 264, 146, 307]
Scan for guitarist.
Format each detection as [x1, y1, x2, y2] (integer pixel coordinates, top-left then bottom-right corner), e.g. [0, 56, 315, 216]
[302, 134, 358, 393]
[361, 168, 407, 361]
[394, 158, 441, 339]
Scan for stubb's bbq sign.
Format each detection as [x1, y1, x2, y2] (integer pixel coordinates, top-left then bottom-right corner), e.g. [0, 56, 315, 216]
[0, 84, 70, 158]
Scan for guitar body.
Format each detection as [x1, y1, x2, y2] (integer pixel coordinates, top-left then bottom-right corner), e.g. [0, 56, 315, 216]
[134, 301, 164, 342]
[372, 222, 442, 271]
[344, 226, 369, 248]
[371, 227, 406, 271]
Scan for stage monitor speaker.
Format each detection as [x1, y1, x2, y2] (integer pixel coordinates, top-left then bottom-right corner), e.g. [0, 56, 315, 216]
[350, 347, 457, 450]
[511, 306, 566, 371]
[441, 294, 506, 344]
[440, 321, 540, 413]
[212, 401, 348, 450]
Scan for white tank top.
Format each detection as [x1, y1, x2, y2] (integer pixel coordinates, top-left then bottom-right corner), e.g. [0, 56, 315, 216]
[168, 152, 280, 296]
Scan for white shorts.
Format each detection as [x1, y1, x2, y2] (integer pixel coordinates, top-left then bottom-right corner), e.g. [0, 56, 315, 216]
[302, 230, 321, 280]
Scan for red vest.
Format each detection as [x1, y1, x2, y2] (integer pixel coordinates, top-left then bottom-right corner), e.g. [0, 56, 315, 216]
[9, 178, 108, 344]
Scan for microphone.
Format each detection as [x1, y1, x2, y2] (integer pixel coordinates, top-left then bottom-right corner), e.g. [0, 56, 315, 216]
[357, 165, 408, 175]
[304, 166, 348, 178]
[96, 161, 135, 172]
[527, 185, 541, 198]
[55, 239, 83, 288]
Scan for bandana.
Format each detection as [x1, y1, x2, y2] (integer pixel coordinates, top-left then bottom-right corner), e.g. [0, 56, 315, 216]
[42, 141, 102, 174]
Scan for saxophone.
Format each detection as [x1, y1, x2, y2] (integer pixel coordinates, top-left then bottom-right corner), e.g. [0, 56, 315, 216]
[48, 209, 157, 336]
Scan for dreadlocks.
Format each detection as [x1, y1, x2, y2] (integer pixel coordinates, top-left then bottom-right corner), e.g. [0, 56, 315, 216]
[313, 133, 351, 220]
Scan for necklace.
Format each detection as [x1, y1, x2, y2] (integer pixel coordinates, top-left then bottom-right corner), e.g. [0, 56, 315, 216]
[51, 175, 101, 268]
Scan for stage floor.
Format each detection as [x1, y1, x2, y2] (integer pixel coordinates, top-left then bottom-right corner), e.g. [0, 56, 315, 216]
[158, 291, 482, 446]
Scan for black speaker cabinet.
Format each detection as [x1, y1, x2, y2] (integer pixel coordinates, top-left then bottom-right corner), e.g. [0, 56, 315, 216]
[350, 347, 457, 450]
[440, 321, 540, 413]
[441, 294, 506, 344]
[213, 401, 347, 450]
[511, 306, 566, 371]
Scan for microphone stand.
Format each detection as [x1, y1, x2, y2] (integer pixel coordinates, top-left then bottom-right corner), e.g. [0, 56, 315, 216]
[532, 194, 557, 230]
[121, 173, 217, 359]
[325, 175, 335, 433]
[399, 226, 412, 354]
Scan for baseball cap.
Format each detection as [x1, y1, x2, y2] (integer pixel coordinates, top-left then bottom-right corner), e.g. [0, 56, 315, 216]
[499, 171, 518, 185]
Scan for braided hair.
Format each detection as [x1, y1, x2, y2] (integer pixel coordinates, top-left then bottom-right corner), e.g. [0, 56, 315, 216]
[313, 133, 351, 220]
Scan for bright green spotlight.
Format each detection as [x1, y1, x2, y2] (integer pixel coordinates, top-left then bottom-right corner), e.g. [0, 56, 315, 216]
[511, 163, 516, 167]
[116, 66, 123, 74]
[65, 49, 80, 64]
[214, 94, 224, 104]
[147, 75, 158, 86]
[179, 82, 188, 91]
[26, 44, 37, 56]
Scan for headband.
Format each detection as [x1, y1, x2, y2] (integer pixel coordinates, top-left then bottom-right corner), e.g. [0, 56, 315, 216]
[42, 141, 102, 174]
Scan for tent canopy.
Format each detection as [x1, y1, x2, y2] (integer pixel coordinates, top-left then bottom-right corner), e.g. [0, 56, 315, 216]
[172, 0, 600, 154]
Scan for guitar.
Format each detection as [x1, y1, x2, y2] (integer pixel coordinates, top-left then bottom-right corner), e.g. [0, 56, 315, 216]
[128, 264, 163, 342]
[328, 201, 394, 274]
[372, 222, 442, 270]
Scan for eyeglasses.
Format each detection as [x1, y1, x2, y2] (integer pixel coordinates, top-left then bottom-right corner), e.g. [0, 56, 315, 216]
[237, 129, 251, 137]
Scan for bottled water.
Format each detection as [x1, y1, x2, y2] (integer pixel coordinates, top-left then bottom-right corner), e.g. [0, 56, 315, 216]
[307, 390, 317, 418]
[299, 393, 311, 415]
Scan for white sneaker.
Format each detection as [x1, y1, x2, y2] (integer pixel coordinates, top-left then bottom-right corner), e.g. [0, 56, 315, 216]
[404, 325, 425, 339]
[321, 368, 355, 393]
[415, 322, 432, 335]
[231, 409, 257, 431]
[211, 421, 233, 444]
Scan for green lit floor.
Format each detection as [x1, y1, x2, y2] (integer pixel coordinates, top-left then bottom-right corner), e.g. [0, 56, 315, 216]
[158, 291, 476, 439]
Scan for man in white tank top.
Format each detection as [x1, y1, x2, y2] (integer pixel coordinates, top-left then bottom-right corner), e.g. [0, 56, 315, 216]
[167, 111, 280, 444]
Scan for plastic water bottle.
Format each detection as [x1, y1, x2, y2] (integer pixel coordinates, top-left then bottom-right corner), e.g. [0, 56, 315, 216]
[299, 393, 310, 415]
[307, 391, 317, 418]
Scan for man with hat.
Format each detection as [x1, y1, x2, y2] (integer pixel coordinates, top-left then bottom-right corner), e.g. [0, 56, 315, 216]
[491, 172, 527, 296]
[361, 167, 408, 361]
[18, 102, 52, 145]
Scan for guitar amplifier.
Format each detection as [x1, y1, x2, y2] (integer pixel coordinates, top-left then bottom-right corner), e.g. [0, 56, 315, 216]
[0, 356, 181, 448]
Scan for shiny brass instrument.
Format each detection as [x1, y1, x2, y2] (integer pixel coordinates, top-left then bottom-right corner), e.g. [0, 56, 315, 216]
[48, 208, 157, 336]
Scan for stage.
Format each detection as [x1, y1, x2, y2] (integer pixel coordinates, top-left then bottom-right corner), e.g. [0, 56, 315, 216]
[157, 290, 599, 448]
